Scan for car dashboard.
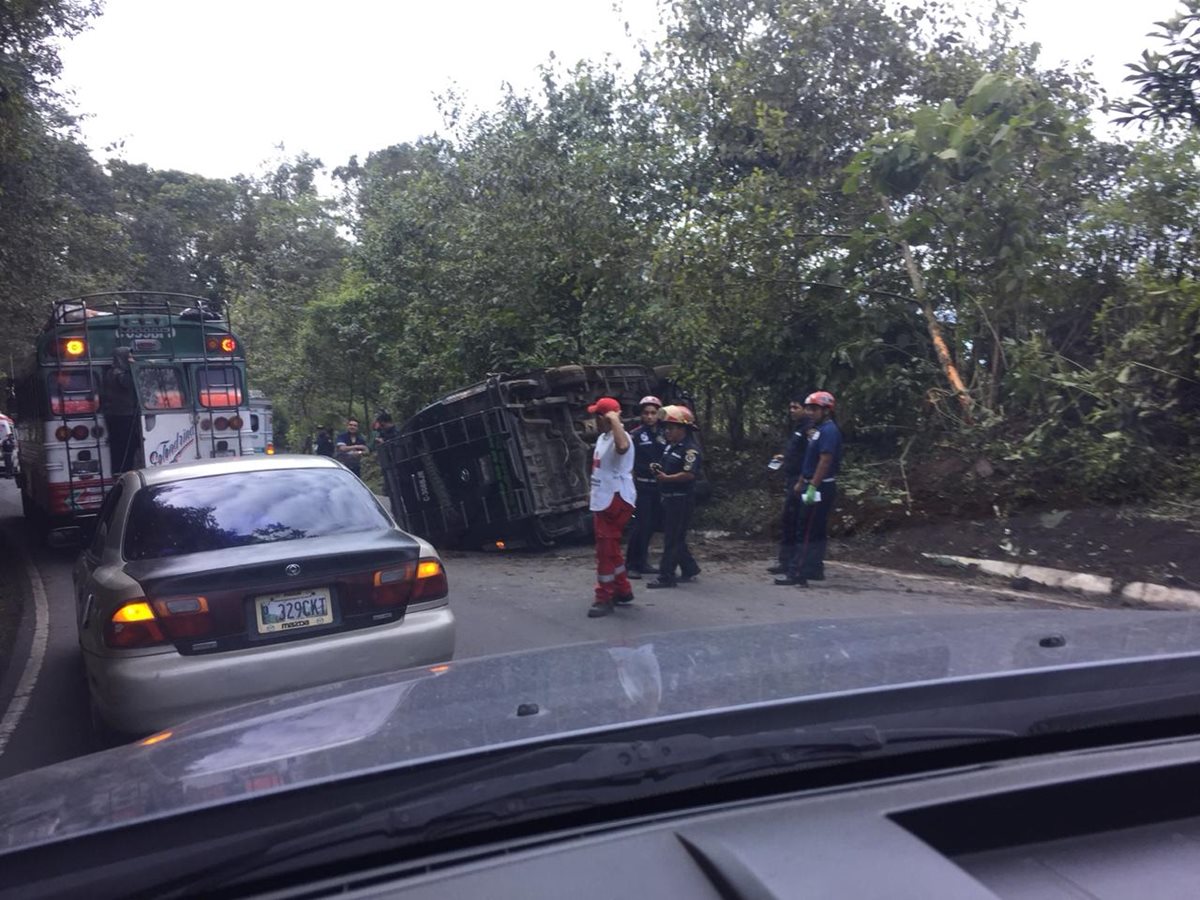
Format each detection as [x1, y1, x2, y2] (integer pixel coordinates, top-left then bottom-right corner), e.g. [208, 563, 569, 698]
[289, 731, 1200, 900]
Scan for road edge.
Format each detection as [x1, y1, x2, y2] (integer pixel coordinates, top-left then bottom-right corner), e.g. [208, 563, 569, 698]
[921, 553, 1200, 610]
[0, 532, 50, 760]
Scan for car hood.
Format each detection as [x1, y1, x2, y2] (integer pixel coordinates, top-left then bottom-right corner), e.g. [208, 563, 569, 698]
[3, 609, 1200, 851]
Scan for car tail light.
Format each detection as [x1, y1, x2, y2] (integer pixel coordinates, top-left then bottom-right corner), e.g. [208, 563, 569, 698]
[412, 559, 448, 604]
[151, 596, 214, 639]
[266, 442, 275, 455]
[372, 565, 414, 608]
[370, 559, 448, 609]
[104, 601, 166, 649]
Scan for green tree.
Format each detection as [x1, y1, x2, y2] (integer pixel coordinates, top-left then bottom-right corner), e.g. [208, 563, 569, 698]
[1113, 0, 1200, 130]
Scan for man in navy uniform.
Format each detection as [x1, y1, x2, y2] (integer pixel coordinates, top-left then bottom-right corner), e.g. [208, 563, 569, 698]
[777, 391, 842, 587]
[767, 395, 813, 576]
[625, 395, 665, 579]
[646, 405, 702, 590]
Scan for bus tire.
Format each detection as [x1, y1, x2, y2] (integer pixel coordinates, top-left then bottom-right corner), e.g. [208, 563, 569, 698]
[524, 520, 557, 550]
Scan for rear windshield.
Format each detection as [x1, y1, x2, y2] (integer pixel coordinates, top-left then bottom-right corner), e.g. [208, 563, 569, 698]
[46, 370, 99, 416]
[123, 468, 391, 560]
[134, 366, 186, 410]
[196, 365, 244, 408]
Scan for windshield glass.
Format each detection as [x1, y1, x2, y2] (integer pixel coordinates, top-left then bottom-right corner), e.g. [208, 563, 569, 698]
[45, 370, 98, 416]
[123, 469, 391, 559]
[133, 366, 186, 410]
[195, 365, 243, 408]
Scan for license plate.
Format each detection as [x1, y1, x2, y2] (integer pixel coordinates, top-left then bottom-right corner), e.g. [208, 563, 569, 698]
[254, 587, 333, 634]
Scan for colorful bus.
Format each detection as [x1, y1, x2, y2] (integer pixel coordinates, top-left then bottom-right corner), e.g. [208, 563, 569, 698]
[12, 292, 255, 536]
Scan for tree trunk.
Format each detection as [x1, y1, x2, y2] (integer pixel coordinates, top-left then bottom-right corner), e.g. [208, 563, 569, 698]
[987, 332, 1004, 412]
[885, 204, 973, 421]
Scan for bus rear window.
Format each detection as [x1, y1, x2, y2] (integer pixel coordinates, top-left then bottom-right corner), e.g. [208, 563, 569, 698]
[47, 370, 99, 416]
[196, 366, 243, 408]
[134, 367, 186, 410]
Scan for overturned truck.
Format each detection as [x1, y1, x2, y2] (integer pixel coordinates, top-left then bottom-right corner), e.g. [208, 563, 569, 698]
[380, 364, 691, 549]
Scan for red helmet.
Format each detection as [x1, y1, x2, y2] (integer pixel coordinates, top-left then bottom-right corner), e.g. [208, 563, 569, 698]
[638, 395, 662, 409]
[804, 391, 836, 410]
[658, 405, 695, 427]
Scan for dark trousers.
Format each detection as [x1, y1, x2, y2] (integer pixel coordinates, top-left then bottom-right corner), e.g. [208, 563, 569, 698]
[625, 479, 659, 571]
[789, 482, 837, 580]
[658, 492, 700, 584]
[777, 477, 802, 566]
[107, 414, 138, 473]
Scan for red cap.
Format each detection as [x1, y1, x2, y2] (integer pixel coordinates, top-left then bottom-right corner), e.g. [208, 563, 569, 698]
[587, 397, 622, 415]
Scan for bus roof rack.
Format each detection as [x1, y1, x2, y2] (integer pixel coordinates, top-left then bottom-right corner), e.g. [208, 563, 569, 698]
[47, 292, 228, 327]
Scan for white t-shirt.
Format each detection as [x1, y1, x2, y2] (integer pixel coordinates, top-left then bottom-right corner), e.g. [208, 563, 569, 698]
[590, 431, 636, 511]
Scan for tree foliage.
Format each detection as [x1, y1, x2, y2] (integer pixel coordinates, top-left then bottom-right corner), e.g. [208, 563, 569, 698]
[1113, 0, 1200, 130]
[2, 0, 1197, 501]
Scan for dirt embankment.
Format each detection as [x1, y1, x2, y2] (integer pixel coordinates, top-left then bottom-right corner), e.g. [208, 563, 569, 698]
[694, 437, 1200, 589]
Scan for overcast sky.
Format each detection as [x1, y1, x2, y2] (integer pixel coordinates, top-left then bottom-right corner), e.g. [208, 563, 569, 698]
[55, 0, 1185, 181]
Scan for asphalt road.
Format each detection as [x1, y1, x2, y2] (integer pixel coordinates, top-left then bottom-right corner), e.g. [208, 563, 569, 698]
[0, 477, 1102, 781]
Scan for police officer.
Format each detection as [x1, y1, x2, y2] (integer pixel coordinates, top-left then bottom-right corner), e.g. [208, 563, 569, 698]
[767, 395, 813, 576]
[777, 391, 842, 586]
[625, 395, 665, 578]
[647, 405, 702, 589]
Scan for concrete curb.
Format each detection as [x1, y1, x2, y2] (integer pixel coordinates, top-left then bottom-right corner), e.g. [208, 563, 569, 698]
[921, 553, 1200, 611]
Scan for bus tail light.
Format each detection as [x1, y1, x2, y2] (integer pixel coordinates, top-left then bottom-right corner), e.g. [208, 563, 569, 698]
[205, 335, 238, 353]
[104, 601, 166, 649]
[71, 425, 89, 441]
[59, 338, 87, 358]
[54, 426, 70, 441]
[213, 417, 228, 431]
[227, 415, 244, 430]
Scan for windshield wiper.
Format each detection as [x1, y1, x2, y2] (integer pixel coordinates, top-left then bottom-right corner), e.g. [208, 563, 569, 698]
[173, 725, 1013, 896]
